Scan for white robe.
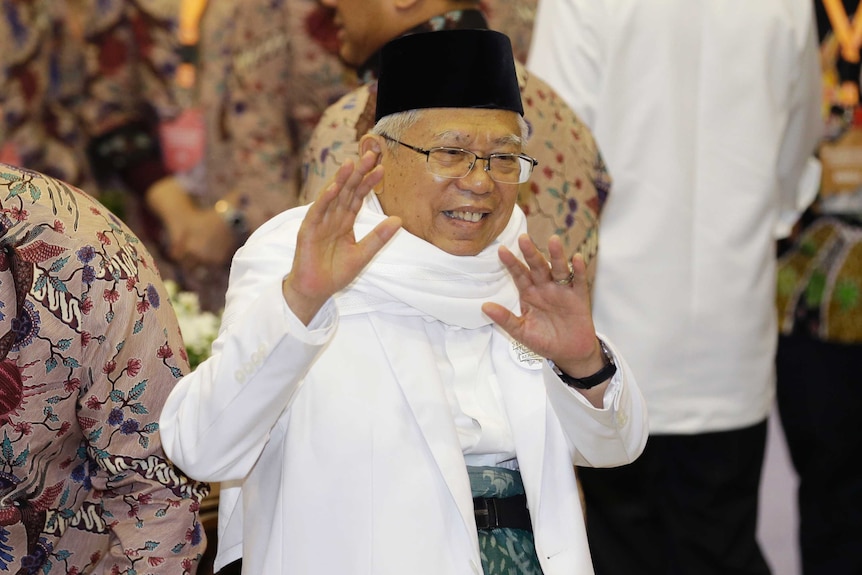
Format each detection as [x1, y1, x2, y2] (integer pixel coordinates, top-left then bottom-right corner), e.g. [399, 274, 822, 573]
[159, 197, 648, 574]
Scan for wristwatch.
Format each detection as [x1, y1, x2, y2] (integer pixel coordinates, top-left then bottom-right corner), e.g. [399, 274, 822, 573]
[214, 199, 249, 238]
[551, 338, 617, 389]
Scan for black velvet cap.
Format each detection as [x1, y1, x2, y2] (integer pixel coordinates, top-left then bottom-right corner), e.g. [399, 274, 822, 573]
[375, 29, 523, 122]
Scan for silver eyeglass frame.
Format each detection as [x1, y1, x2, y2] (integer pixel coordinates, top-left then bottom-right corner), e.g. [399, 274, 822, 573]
[380, 134, 538, 184]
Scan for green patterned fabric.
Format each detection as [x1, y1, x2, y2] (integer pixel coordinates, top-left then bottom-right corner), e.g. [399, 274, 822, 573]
[468, 466, 544, 575]
[777, 216, 862, 343]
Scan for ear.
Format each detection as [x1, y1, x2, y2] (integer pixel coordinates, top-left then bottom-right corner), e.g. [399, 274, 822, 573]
[359, 134, 386, 195]
[359, 134, 384, 158]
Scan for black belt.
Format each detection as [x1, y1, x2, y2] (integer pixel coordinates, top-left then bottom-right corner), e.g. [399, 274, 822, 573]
[473, 493, 532, 532]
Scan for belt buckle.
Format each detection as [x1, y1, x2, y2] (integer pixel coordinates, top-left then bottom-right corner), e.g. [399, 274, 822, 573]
[473, 497, 499, 530]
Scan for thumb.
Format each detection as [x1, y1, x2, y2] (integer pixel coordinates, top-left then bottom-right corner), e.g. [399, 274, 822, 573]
[354, 216, 402, 265]
[482, 301, 520, 339]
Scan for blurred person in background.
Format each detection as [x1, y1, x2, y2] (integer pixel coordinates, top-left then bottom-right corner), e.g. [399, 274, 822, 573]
[1, 0, 179, 267]
[145, 0, 357, 312]
[528, 0, 823, 574]
[775, 1, 862, 572]
[482, 0, 537, 63]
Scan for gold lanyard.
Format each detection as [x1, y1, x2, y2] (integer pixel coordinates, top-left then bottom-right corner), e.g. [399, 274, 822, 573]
[177, 0, 208, 89]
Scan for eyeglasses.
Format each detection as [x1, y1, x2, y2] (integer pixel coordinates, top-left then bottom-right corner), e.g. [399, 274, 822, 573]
[381, 135, 538, 184]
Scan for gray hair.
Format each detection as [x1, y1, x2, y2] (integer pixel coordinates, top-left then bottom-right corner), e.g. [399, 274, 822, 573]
[371, 109, 530, 150]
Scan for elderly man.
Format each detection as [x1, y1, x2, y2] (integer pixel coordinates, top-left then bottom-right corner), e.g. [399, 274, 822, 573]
[160, 30, 647, 575]
[0, 164, 208, 573]
[301, 0, 610, 285]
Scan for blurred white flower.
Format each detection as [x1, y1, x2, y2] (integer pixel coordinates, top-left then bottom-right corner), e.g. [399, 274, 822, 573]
[164, 280, 221, 369]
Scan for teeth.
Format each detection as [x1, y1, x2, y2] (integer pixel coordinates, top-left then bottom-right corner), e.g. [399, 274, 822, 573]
[446, 211, 484, 223]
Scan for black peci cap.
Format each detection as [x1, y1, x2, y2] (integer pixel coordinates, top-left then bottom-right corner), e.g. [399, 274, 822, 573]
[375, 29, 523, 122]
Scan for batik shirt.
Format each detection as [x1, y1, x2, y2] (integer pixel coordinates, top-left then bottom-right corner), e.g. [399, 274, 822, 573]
[189, 0, 355, 215]
[0, 0, 179, 194]
[300, 10, 611, 282]
[0, 164, 208, 574]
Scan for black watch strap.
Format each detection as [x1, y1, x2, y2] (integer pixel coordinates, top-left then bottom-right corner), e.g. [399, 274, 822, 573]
[551, 339, 617, 390]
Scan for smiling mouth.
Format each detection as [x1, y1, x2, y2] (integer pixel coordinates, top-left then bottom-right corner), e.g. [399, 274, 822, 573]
[444, 210, 486, 223]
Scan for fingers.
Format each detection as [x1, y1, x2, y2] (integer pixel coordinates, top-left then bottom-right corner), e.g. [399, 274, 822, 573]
[308, 151, 383, 225]
[332, 150, 382, 212]
[568, 252, 589, 291]
[481, 301, 519, 336]
[354, 216, 402, 266]
[350, 164, 384, 211]
[502, 234, 579, 289]
[516, 234, 548, 283]
[496, 244, 532, 290]
[546, 235, 574, 284]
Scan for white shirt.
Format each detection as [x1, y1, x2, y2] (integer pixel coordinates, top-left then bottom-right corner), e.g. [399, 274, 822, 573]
[528, 0, 822, 433]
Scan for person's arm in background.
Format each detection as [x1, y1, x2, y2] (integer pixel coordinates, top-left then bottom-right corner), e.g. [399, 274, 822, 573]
[774, 3, 824, 239]
[217, 0, 355, 229]
[170, 1, 302, 266]
[526, 0, 607, 129]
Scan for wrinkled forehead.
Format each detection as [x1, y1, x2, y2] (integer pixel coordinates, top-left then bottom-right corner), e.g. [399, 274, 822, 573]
[407, 108, 525, 145]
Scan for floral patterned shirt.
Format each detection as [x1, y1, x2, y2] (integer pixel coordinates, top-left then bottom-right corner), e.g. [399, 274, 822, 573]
[0, 163, 208, 574]
[0, 0, 179, 193]
[188, 0, 355, 218]
[300, 10, 611, 283]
